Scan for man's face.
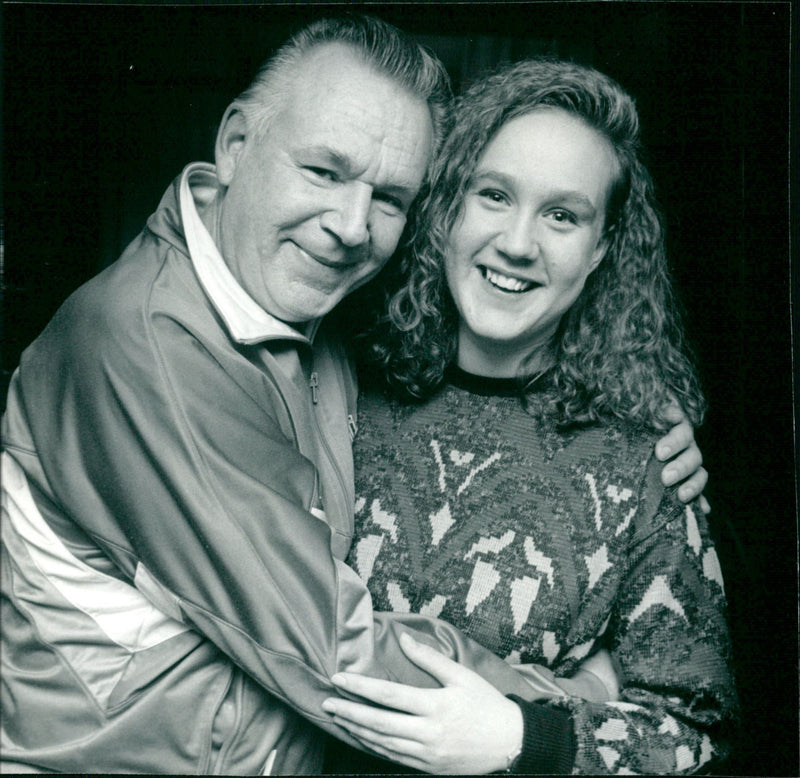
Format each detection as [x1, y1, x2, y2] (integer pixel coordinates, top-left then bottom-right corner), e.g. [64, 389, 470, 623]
[215, 44, 434, 324]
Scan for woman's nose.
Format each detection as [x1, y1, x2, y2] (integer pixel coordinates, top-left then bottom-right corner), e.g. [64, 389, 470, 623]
[494, 212, 539, 262]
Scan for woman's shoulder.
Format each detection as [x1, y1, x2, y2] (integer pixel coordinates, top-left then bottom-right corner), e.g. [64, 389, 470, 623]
[593, 419, 689, 541]
[554, 417, 664, 500]
[551, 413, 661, 461]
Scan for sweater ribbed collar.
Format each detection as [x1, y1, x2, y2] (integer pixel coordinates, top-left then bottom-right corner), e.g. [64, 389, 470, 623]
[445, 365, 538, 397]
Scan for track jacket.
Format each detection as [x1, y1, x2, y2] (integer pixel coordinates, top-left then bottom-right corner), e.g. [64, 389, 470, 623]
[1, 164, 552, 774]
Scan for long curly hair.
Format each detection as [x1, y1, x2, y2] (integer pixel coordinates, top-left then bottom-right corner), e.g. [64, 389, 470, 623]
[358, 57, 705, 430]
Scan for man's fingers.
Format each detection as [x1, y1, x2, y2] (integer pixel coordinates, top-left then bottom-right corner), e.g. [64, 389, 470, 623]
[656, 419, 694, 461]
[662, 400, 687, 425]
[676, 467, 709, 504]
[661, 441, 702, 487]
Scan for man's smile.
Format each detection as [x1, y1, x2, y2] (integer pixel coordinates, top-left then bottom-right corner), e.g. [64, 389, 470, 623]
[290, 240, 361, 270]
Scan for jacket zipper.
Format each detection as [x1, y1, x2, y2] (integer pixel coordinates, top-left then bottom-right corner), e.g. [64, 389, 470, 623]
[309, 372, 319, 404]
[307, 368, 353, 519]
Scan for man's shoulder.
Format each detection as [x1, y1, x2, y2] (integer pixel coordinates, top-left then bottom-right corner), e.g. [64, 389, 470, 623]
[24, 228, 205, 374]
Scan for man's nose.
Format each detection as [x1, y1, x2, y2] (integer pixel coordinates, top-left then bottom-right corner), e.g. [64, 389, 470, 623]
[321, 182, 372, 248]
[494, 211, 539, 263]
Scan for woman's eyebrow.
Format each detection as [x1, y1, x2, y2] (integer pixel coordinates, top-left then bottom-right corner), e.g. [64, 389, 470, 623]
[543, 189, 598, 214]
[471, 169, 599, 214]
[470, 169, 516, 189]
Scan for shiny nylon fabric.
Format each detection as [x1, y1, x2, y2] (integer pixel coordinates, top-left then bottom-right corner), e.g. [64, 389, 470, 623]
[1, 173, 563, 774]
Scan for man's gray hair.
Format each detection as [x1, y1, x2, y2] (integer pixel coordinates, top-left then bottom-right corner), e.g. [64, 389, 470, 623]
[234, 14, 452, 154]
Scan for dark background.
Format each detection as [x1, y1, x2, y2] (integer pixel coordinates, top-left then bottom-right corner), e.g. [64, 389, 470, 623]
[2, 2, 796, 775]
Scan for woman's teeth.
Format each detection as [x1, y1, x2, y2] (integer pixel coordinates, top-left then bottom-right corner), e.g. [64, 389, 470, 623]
[482, 266, 535, 293]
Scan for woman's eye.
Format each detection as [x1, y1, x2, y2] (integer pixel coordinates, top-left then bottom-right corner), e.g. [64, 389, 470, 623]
[550, 209, 577, 224]
[478, 189, 508, 204]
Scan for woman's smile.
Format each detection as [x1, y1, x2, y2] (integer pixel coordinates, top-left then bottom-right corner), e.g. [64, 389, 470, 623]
[479, 265, 540, 294]
[445, 107, 617, 376]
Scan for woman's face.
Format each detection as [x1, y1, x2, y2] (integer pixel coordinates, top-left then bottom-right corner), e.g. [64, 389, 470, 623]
[444, 108, 619, 377]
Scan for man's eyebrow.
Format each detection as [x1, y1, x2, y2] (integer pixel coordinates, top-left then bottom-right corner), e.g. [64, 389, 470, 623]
[376, 180, 419, 203]
[301, 144, 419, 201]
[301, 145, 354, 172]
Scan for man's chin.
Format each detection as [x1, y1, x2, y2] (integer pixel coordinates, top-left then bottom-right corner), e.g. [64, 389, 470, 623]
[273, 293, 347, 326]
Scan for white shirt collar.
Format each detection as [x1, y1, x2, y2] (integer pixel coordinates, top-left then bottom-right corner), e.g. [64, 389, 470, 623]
[179, 162, 319, 345]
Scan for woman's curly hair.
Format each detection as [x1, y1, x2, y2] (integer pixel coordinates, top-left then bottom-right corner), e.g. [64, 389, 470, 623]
[358, 57, 705, 431]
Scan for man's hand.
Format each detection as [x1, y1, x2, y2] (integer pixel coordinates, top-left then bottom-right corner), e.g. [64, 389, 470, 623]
[657, 403, 710, 512]
[322, 633, 523, 774]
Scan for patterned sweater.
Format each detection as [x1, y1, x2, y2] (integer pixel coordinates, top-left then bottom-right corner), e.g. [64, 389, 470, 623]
[338, 367, 736, 774]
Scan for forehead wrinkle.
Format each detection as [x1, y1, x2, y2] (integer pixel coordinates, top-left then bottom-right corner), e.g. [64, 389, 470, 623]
[281, 50, 432, 194]
[374, 134, 431, 193]
[296, 68, 420, 139]
[319, 111, 429, 193]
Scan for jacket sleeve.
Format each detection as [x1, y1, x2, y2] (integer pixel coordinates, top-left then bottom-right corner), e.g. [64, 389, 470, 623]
[19, 282, 549, 739]
[548, 471, 738, 774]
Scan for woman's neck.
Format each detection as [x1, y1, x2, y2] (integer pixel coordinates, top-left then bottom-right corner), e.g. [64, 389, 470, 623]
[456, 333, 554, 379]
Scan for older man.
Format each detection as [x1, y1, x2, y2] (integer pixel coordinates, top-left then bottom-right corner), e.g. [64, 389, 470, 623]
[1, 15, 704, 775]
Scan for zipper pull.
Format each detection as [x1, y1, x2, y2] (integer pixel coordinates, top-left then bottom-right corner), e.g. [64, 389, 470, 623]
[309, 371, 319, 404]
[347, 414, 358, 441]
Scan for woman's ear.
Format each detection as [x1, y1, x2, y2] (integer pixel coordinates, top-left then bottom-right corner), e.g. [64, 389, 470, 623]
[588, 236, 608, 274]
[215, 104, 248, 186]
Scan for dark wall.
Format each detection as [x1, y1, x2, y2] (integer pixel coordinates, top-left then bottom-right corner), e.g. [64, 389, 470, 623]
[2, 3, 796, 775]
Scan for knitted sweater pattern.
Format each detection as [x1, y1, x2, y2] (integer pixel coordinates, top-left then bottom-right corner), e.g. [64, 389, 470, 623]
[348, 373, 736, 774]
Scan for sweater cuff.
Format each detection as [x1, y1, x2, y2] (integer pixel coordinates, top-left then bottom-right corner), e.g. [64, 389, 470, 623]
[506, 695, 576, 774]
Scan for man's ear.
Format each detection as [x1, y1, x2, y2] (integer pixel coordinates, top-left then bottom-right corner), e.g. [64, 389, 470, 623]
[215, 104, 248, 186]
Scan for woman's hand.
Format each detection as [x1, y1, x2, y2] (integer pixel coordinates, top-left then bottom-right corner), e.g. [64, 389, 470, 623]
[322, 632, 524, 774]
[656, 402, 710, 511]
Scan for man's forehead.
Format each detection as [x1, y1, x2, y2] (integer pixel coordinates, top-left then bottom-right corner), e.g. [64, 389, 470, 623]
[291, 42, 387, 87]
[288, 44, 421, 120]
[278, 46, 434, 186]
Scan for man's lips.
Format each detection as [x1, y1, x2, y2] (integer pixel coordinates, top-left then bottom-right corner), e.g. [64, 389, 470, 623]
[293, 241, 362, 269]
[479, 265, 541, 293]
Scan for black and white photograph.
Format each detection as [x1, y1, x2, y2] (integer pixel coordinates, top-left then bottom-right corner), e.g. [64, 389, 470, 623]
[1, 2, 796, 775]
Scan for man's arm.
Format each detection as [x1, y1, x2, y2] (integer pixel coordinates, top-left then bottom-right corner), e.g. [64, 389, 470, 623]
[316, 466, 736, 774]
[19, 292, 548, 741]
[655, 403, 709, 510]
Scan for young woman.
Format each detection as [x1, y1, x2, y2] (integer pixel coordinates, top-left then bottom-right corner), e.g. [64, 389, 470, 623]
[322, 58, 736, 774]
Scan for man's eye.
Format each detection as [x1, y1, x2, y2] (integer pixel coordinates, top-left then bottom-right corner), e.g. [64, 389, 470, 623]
[307, 167, 337, 182]
[374, 192, 405, 212]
